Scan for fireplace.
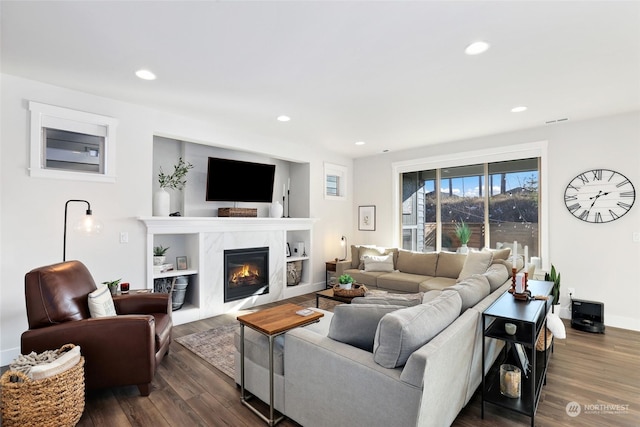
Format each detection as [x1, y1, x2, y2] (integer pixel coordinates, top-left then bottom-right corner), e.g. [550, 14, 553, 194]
[224, 247, 269, 302]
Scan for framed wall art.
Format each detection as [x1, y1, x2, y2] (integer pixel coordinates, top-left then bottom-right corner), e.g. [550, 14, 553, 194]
[358, 205, 376, 231]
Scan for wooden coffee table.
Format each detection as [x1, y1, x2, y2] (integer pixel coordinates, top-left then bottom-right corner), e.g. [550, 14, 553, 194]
[237, 303, 324, 426]
[315, 288, 358, 307]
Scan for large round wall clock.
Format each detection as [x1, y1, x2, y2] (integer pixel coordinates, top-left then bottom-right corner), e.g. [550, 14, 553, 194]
[564, 169, 635, 223]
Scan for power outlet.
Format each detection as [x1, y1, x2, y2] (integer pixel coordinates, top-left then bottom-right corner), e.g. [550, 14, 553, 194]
[567, 287, 575, 298]
[119, 232, 129, 244]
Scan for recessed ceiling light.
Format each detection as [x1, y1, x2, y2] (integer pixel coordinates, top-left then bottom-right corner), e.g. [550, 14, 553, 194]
[355, 141, 365, 146]
[511, 106, 528, 113]
[277, 115, 291, 122]
[135, 69, 156, 80]
[464, 41, 490, 55]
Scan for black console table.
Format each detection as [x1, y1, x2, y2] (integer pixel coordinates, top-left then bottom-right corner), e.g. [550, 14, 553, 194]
[481, 280, 554, 427]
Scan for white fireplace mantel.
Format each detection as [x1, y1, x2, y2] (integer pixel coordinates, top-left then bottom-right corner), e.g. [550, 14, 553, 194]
[138, 216, 319, 325]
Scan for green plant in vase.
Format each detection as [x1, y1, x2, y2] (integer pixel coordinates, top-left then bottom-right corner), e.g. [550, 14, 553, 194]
[338, 274, 355, 290]
[455, 219, 471, 253]
[544, 264, 561, 308]
[102, 278, 121, 295]
[153, 245, 170, 266]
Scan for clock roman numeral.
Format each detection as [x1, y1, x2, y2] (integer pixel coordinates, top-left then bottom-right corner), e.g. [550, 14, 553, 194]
[616, 179, 631, 188]
[620, 191, 635, 198]
[594, 212, 603, 223]
[617, 201, 632, 211]
[577, 210, 589, 221]
[567, 203, 581, 213]
[609, 209, 620, 220]
[564, 194, 578, 202]
[591, 169, 602, 181]
[577, 174, 589, 184]
[567, 184, 580, 192]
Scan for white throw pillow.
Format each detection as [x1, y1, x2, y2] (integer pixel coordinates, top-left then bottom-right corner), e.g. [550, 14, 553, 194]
[88, 285, 117, 318]
[546, 312, 566, 339]
[363, 254, 395, 272]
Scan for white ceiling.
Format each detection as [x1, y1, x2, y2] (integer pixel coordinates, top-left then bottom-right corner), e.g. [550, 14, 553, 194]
[2, 1, 639, 158]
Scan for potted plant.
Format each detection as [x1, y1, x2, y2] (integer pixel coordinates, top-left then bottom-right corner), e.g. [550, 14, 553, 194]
[154, 245, 170, 266]
[455, 219, 471, 254]
[102, 278, 121, 296]
[338, 273, 355, 290]
[154, 157, 194, 216]
[544, 264, 561, 313]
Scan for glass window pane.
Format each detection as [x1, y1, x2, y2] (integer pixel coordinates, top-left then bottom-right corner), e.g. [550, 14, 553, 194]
[401, 170, 436, 252]
[488, 158, 539, 257]
[441, 164, 485, 252]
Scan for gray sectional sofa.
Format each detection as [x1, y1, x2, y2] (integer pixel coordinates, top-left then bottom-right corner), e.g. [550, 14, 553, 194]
[234, 245, 526, 427]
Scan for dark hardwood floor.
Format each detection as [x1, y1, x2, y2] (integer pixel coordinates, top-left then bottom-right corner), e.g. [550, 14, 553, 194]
[4, 293, 639, 426]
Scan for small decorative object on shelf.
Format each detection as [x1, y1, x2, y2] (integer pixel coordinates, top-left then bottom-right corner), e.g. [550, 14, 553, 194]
[500, 364, 521, 398]
[154, 157, 194, 216]
[153, 245, 170, 265]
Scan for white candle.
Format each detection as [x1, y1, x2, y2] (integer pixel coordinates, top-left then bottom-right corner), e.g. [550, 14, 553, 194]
[287, 178, 290, 191]
[512, 241, 517, 268]
[283, 184, 285, 197]
[524, 246, 528, 269]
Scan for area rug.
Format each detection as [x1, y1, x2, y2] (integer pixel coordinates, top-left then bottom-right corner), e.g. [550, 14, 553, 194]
[176, 298, 336, 379]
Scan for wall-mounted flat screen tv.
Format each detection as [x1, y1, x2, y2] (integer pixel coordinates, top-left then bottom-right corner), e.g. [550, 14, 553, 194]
[206, 157, 275, 202]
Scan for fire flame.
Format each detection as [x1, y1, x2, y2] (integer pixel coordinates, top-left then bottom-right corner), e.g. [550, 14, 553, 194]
[231, 264, 260, 283]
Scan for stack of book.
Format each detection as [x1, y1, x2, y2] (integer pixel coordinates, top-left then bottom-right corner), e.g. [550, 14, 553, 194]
[153, 263, 174, 274]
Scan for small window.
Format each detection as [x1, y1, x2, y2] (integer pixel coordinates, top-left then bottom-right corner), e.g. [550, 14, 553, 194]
[324, 162, 347, 200]
[29, 101, 117, 182]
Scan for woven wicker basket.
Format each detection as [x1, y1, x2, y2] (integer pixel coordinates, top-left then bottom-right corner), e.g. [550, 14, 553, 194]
[535, 327, 553, 351]
[0, 345, 85, 427]
[333, 283, 368, 297]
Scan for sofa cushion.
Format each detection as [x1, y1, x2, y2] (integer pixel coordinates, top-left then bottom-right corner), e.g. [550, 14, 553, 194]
[363, 253, 395, 272]
[341, 269, 385, 287]
[483, 247, 511, 260]
[376, 272, 427, 293]
[443, 274, 490, 313]
[435, 251, 467, 278]
[87, 285, 116, 318]
[419, 276, 457, 292]
[483, 263, 510, 292]
[422, 290, 442, 303]
[351, 245, 398, 270]
[396, 250, 438, 276]
[457, 250, 493, 282]
[328, 304, 405, 352]
[352, 292, 424, 307]
[373, 291, 462, 368]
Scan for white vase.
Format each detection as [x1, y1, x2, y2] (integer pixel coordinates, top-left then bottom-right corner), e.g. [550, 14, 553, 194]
[269, 201, 284, 218]
[458, 244, 469, 254]
[153, 188, 170, 216]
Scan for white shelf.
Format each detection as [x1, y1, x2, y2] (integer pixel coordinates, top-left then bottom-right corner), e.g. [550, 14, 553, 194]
[286, 256, 309, 262]
[153, 269, 198, 279]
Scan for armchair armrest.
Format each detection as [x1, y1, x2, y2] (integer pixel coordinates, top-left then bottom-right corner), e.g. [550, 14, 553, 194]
[113, 292, 171, 315]
[335, 260, 353, 276]
[21, 316, 157, 390]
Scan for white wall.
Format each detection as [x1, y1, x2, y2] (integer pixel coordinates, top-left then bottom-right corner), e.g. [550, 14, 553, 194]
[354, 111, 640, 331]
[0, 74, 353, 364]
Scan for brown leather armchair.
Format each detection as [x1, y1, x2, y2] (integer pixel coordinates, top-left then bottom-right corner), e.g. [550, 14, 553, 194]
[21, 260, 172, 396]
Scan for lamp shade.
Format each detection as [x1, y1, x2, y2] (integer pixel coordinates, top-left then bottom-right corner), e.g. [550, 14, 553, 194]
[64, 199, 100, 261]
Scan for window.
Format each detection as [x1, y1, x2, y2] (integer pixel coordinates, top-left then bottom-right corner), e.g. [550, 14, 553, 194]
[29, 101, 118, 182]
[394, 142, 547, 260]
[324, 162, 347, 200]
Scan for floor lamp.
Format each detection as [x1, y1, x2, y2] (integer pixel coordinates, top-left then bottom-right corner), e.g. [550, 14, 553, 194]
[63, 199, 102, 261]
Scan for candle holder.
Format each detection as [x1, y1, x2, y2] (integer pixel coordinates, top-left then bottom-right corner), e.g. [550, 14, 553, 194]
[282, 195, 286, 218]
[509, 268, 530, 300]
